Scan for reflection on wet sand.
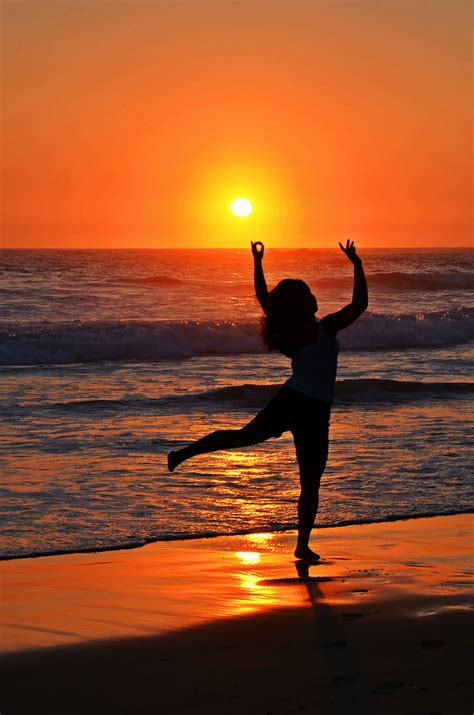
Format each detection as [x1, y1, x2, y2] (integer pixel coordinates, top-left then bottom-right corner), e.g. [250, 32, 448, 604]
[1, 514, 472, 653]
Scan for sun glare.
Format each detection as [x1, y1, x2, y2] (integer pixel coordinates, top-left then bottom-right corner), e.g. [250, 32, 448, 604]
[235, 551, 261, 565]
[230, 197, 253, 217]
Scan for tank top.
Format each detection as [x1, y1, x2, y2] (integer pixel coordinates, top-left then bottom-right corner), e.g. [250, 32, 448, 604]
[285, 320, 339, 404]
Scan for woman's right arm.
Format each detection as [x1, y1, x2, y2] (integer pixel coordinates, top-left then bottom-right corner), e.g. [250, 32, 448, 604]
[251, 241, 270, 314]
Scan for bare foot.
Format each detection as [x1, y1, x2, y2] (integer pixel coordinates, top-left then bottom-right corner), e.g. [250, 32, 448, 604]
[167, 450, 182, 472]
[294, 546, 321, 561]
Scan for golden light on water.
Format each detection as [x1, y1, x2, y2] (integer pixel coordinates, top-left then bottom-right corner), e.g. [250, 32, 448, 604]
[235, 551, 261, 565]
[247, 533, 274, 543]
[230, 197, 253, 217]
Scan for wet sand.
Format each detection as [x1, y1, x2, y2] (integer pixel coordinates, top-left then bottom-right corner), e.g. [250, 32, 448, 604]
[1, 514, 473, 713]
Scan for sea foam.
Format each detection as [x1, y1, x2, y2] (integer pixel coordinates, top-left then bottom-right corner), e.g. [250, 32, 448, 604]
[0, 307, 472, 365]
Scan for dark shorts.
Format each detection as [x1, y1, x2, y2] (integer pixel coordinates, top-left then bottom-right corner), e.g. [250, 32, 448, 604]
[251, 385, 331, 463]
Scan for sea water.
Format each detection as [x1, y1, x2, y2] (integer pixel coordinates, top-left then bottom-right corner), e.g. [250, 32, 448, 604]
[1, 248, 473, 558]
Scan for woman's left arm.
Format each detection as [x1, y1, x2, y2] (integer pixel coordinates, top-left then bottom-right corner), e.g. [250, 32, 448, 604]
[322, 240, 368, 338]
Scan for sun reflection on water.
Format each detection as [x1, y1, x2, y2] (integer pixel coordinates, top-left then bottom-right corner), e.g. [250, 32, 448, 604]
[235, 551, 261, 565]
[246, 533, 275, 546]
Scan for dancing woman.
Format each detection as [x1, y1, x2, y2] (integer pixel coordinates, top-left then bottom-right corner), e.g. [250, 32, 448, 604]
[168, 240, 368, 560]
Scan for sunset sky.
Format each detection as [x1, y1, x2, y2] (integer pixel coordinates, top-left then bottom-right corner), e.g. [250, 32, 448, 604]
[2, 0, 472, 248]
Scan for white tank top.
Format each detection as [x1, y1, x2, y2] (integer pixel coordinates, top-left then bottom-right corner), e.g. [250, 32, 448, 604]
[285, 320, 339, 403]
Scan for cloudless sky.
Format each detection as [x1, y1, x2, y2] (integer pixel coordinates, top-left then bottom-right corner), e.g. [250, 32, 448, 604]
[2, 0, 472, 248]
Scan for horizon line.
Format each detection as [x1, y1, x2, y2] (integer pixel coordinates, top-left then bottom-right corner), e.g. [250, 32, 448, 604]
[1, 245, 472, 251]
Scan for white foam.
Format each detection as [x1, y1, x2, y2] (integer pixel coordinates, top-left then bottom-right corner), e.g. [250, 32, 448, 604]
[0, 308, 472, 365]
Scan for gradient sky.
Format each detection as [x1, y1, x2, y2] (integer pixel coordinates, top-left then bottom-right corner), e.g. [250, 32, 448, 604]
[2, 0, 472, 248]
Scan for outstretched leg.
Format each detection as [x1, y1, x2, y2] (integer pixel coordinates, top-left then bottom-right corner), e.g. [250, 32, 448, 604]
[168, 418, 269, 472]
[294, 455, 327, 560]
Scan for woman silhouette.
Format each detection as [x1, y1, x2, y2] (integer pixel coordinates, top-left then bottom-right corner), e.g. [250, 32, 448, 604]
[168, 240, 368, 560]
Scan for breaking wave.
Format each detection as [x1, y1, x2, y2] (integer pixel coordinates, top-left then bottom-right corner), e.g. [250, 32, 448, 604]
[0, 307, 472, 366]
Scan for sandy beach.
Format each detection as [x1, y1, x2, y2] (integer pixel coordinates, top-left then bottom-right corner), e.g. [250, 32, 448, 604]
[1, 513, 473, 714]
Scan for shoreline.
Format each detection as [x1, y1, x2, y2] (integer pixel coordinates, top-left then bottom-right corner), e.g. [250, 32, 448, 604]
[2, 508, 473, 563]
[1, 513, 472, 652]
[1, 513, 473, 713]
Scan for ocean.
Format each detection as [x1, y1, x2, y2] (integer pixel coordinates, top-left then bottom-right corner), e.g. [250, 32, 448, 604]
[1, 248, 473, 559]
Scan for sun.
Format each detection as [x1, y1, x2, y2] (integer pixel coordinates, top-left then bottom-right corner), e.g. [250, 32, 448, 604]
[230, 197, 253, 217]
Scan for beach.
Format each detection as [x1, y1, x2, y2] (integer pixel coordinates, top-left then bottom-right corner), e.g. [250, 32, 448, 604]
[1, 513, 473, 714]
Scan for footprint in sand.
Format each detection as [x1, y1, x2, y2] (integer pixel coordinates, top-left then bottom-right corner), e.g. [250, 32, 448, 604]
[341, 612, 366, 621]
[420, 639, 445, 650]
[372, 680, 405, 694]
[331, 675, 357, 686]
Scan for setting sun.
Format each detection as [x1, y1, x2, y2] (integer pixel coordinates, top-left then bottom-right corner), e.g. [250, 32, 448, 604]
[230, 198, 253, 217]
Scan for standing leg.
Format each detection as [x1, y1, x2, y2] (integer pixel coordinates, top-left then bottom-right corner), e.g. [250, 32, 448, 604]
[294, 456, 327, 559]
[168, 418, 270, 472]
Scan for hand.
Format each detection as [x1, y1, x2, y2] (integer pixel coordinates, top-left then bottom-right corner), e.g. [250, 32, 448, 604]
[251, 241, 264, 260]
[338, 239, 361, 265]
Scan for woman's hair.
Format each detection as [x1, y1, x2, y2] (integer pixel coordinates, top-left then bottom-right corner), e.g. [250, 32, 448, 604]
[262, 279, 318, 357]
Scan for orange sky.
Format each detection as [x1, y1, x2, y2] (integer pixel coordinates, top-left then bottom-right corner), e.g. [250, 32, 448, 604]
[2, 0, 472, 248]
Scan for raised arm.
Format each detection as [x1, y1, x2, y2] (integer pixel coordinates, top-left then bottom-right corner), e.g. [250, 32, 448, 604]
[251, 241, 270, 314]
[322, 240, 368, 338]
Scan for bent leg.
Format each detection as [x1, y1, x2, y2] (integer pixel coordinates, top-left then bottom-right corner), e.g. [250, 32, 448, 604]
[168, 418, 272, 472]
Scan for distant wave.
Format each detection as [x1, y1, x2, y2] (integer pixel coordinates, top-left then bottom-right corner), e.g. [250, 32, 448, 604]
[315, 271, 474, 291]
[1, 307, 472, 365]
[52, 379, 474, 413]
[193, 379, 474, 407]
[121, 275, 187, 286]
[111, 270, 474, 292]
